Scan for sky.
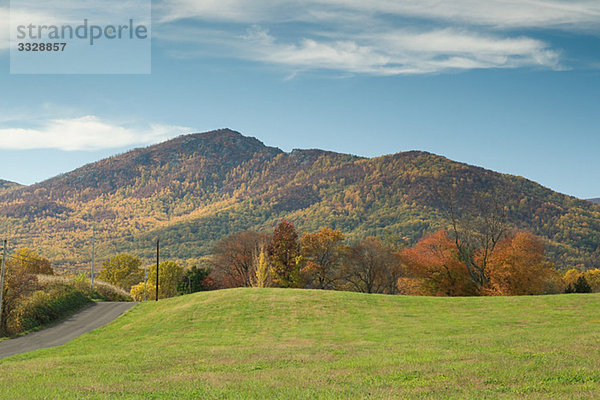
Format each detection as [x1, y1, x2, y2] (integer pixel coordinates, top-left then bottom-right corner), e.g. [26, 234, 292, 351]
[0, 0, 598, 198]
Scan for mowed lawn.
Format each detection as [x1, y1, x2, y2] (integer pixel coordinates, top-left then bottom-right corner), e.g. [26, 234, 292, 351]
[1, 289, 599, 399]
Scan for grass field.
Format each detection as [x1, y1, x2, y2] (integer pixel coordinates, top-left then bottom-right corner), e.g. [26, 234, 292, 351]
[1, 288, 599, 399]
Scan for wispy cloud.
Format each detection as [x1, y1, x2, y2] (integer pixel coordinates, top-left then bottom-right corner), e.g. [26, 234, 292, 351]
[0, 116, 193, 151]
[314, 0, 600, 30]
[153, 0, 597, 75]
[157, 0, 600, 29]
[237, 26, 561, 75]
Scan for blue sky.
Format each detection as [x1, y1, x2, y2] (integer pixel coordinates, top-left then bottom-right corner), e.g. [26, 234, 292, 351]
[0, 0, 598, 198]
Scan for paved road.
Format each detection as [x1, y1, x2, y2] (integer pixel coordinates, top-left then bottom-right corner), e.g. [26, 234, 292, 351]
[0, 302, 136, 360]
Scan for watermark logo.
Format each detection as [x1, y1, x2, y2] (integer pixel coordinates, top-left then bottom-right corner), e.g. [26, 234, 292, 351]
[10, 0, 151, 74]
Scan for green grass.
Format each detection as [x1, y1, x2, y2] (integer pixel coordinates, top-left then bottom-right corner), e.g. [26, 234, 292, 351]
[1, 289, 600, 399]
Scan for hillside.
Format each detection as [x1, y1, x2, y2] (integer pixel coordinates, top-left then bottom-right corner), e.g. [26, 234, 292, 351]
[0, 179, 22, 194]
[1, 289, 600, 398]
[0, 129, 598, 272]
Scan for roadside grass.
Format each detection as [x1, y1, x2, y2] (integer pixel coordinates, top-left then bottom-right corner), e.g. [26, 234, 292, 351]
[1, 288, 599, 399]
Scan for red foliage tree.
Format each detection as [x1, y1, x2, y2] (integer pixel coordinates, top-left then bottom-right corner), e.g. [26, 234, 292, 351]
[210, 230, 269, 288]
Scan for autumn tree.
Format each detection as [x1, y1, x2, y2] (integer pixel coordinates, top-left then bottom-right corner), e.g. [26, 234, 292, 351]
[300, 228, 345, 290]
[342, 237, 401, 294]
[0, 259, 38, 335]
[251, 247, 271, 288]
[441, 186, 507, 290]
[584, 268, 600, 292]
[210, 230, 269, 288]
[565, 273, 592, 294]
[11, 248, 54, 275]
[268, 221, 301, 288]
[485, 232, 561, 295]
[98, 254, 144, 291]
[130, 261, 184, 301]
[401, 230, 478, 296]
[563, 269, 581, 289]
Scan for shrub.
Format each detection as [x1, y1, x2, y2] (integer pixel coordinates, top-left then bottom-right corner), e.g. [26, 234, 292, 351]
[37, 274, 133, 302]
[92, 280, 132, 302]
[7, 286, 91, 334]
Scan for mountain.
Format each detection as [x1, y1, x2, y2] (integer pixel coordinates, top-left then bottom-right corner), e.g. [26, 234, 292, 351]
[0, 129, 598, 272]
[589, 198, 600, 205]
[0, 179, 23, 193]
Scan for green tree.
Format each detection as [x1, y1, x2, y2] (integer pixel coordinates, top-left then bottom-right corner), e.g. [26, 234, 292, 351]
[574, 275, 592, 293]
[177, 266, 211, 295]
[98, 254, 144, 291]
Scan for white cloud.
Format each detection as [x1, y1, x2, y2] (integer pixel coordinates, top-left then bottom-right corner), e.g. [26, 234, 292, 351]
[315, 0, 600, 30]
[0, 116, 193, 151]
[208, 26, 559, 75]
[157, 0, 600, 30]
[153, 0, 595, 75]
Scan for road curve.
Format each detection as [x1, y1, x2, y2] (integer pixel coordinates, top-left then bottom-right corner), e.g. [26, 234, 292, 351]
[0, 302, 136, 360]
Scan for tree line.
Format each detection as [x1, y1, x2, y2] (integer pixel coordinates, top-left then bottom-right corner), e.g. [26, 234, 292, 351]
[5, 209, 598, 318]
[205, 220, 598, 296]
[93, 218, 598, 299]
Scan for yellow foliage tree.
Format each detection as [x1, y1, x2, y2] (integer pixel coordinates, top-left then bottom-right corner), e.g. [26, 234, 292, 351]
[251, 248, 270, 288]
[584, 269, 600, 292]
[300, 227, 345, 290]
[130, 261, 184, 301]
[563, 269, 582, 288]
[11, 248, 54, 275]
[98, 254, 143, 291]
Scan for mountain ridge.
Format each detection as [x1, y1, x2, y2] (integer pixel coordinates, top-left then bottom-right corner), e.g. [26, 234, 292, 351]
[0, 129, 597, 272]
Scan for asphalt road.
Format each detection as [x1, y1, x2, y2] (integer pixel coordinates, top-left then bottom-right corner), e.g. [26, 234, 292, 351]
[0, 302, 136, 360]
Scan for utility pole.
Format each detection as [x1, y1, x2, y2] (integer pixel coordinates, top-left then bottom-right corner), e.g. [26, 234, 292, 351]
[91, 226, 95, 291]
[144, 263, 148, 302]
[155, 239, 159, 301]
[0, 239, 7, 328]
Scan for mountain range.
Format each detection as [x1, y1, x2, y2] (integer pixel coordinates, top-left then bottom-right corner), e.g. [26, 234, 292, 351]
[0, 129, 598, 273]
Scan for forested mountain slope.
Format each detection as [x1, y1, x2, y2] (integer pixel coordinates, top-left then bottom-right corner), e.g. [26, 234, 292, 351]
[0, 129, 597, 272]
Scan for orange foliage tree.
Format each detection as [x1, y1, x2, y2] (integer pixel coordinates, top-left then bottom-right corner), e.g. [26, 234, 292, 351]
[485, 232, 562, 295]
[401, 230, 478, 296]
